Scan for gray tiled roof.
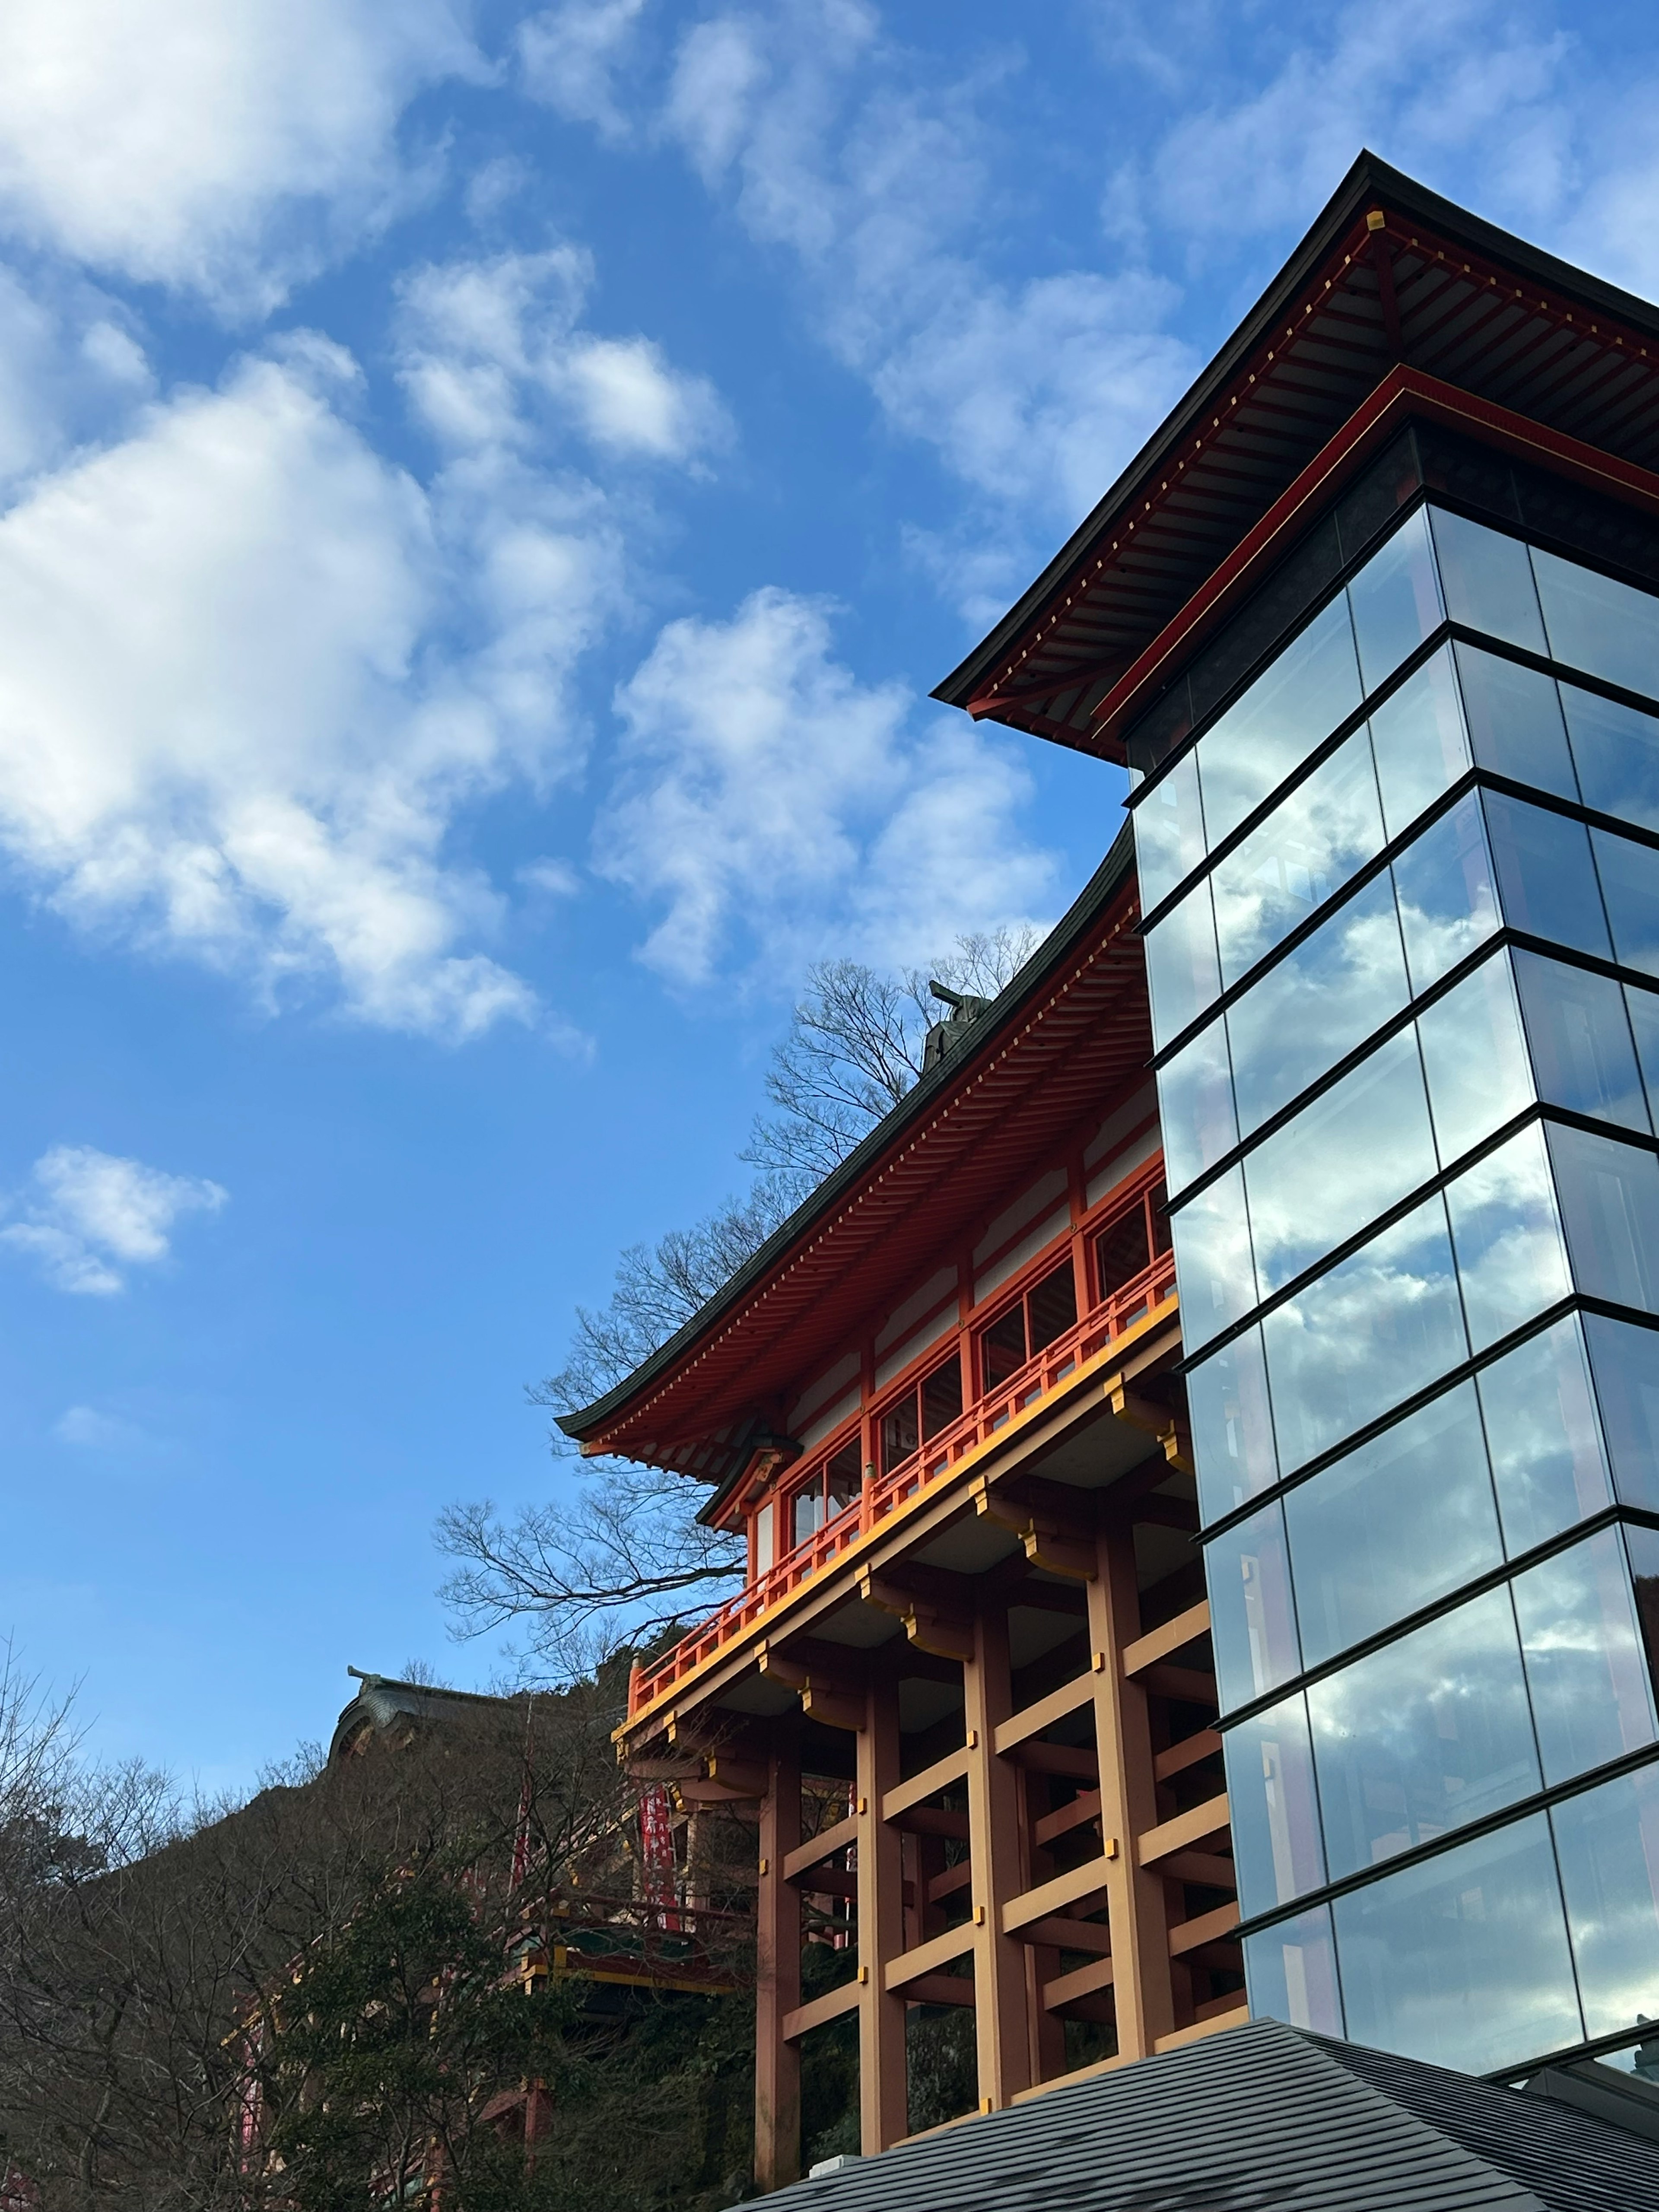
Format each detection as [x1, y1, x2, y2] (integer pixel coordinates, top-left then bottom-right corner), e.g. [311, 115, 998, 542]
[763, 2020, 1659, 2211]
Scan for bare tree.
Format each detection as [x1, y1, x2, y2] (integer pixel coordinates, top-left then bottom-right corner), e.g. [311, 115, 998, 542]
[743, 929, 1040, 1195]
[439, 930, 1041, 1683]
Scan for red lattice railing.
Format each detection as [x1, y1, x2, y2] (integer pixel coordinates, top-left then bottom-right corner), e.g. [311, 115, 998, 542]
[626, 1250, 1177, 1716]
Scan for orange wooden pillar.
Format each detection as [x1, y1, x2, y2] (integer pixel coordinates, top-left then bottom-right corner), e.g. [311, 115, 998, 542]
[857, 1677, 908, 2153]
[755, 1738, 802, 2190]
[962, 1600, 1035, 2110]
[1087, 1513, 1176, 2058]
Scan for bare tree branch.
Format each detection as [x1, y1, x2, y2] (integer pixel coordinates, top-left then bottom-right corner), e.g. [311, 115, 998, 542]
[439, 929, 1044, 1683]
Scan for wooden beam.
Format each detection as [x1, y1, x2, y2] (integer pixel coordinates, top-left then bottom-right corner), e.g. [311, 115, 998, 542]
[755, 1740, 802, 2191]
[992, 1669, 1096, 1755]
[1139, 1664, 1218, 1707]
[885, 1921, 976, 1990]
[1154, 2006, 1250, 2053]
[882, 1745, 970, 1823]
[1168, 1900, 1240, 1957]
[1004, 1740, 1096, 1780]
[1042, 1955, 1116, 2010]
[926, 1861, 973, 1905]
[781, 1980, 859, 2044]
[1159, 1850, 1237, 1891]
[782, 1813, 858, 1883]
[1121, 1601, 1210, 1679]
[902, 1973, 977, 2009]
[1001, 1853, 1115, 1934]
[1009, 1914, 1113, 1956]
[1138, 1793, 1230, 1866]
[893, 1805, 969, 1842]
[1032, 1789, 1101, 1850]
[1154, 1729, 1221, 1784]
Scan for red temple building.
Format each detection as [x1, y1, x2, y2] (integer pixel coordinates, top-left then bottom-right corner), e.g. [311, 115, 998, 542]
[565, 154, 1659, 2199]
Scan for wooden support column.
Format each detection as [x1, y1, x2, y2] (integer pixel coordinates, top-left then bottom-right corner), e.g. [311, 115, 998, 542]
[755, 1738, 802, 2192]
[856, 1678, 908, 2155]
[1087, 1514, 1177, 2059]
[962, 1601, 1035, 2110]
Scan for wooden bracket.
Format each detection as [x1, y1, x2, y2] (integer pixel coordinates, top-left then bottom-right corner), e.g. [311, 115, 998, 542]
[970, 1475, 1097, 1581]
[1109, 1383, 1192, 1476]
[758, 1641, 866, 1732]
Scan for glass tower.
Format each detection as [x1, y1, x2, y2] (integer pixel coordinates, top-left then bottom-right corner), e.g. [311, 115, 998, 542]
[1132, 430, 1659, 2080]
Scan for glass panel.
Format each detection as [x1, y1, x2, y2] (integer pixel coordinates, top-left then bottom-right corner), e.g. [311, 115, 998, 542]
[1415, 950, 1533, 1165]
[1188, 1327, 1278, 1524]
[1157, 1016, 1236, 1196]
[1478, 1317, 1613, 1553]
[1168, 1164, 1256, 1351]
[1244, 1029, 1436, 1296]
[1144, 878, 1220, 1051]
[921, 1354, 963, 1439]
[1262, 1195, 1466, 1474]
[1630, 1527, 1659, 1686]
[1206, 1497, 1299, 1712]
[1243, 1904, 1343, 2036]
[1552, 1761, 1659, 2044]
[980, 1305, 1027, 1392]
[1027, 1263, 1076, 1355]
[791, 1482, 825, 1551]
[1585, 1313, 1659, 1514]
[1534, 544, 1659, 702]
[1134, 747, 1206, 911]
[1284, 1383, 1501, 1669]
[880, 1392, 919, 1471]
[1548, 1122, 1659, 1314]
[1211, 727, 1385, 989]
[1224, 1694, 1324, 1916]
[1226, 873, 1409, 1137]
[1516, 947, 1649, 1133]
[1626, 985, 1659, 1128]
[1430, 507, 1548, 655]
[1590, 826, 1659, 981]
[1513, 1529, 1657, 1787]
[1445, 1122, 1571, 1354]
[1455, 642, 1577, 802]
[1392, 792, 1500, 994]
[1332, 1814, 1581, 2074]
[1349, 505, 1443, 695]
[1096, 1201, 1152, 1298]
[1562, 681, 1659, 835]
[1196, 594, 1363, 847]
[1369, 645, 1469, 841]
[1485, 791, 1611, 958]
[825, 1442, 862, 1515]
[1308, 1588, 1539, 1880]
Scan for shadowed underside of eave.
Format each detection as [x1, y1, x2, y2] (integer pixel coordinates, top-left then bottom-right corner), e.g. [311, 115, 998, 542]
[939, 155, 1659, 760]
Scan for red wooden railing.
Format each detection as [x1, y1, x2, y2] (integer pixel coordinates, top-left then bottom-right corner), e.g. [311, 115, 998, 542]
[626, 1250, 1178, 1716]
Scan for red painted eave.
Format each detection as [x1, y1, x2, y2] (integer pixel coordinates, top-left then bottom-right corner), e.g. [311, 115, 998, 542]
[572, 868, 1150, 1475]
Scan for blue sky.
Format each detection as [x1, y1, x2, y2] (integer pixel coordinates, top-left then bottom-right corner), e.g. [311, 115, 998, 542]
[1, 0, 1657, 1796]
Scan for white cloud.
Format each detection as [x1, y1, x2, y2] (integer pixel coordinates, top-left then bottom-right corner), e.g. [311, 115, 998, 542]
[657, 4, 1193, 607]
[0, 0, 481, 305]
[0, 268, 153, 492]
[598, 586, 1056, 982]
[0, 335, 622, 1038]
[2, 1144, 226, 1295]
[519, 0, 649, 141]
[55, 1404, 149, 1449]
[1115, 0, 1571, 261]
[397, 248, 731, 465]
